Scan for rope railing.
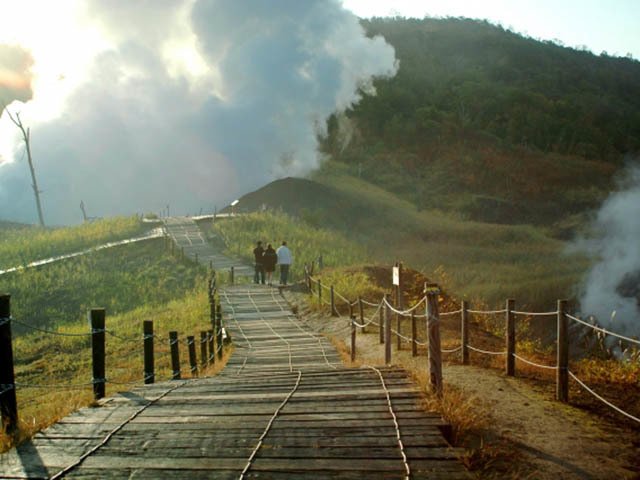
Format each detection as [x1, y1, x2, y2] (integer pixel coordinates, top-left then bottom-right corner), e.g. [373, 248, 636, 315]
[566, 313, 640, 346]
[467, 344, 508, 355]
[467, 308, 507, 314]
[0, 276, 228, 431]
[569, 371, 640, 424]
[306, 270, 640, 425]
[511, 310, 557, 316]
[512, 353, 557, 370]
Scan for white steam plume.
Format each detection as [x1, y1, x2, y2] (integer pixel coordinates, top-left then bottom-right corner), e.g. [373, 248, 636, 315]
[575, 164, 640, 338]
[0, 44, 34, 110]
[0, 0, 396, 224]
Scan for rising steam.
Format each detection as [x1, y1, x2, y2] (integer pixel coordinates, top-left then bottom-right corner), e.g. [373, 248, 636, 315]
[0, 44, 34, 111]
[0, 0, 397, 224]
[575, 164, 640, 338]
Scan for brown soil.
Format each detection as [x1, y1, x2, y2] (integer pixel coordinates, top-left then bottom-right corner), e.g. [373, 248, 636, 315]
[284, 269, 640, 480]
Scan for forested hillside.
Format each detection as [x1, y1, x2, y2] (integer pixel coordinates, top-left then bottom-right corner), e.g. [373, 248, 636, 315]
[321, 17, 640, 227]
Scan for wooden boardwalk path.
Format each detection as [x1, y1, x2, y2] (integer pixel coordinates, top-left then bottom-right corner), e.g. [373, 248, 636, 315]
[164, 216, 253, 275]
[0, 283, 470, 478]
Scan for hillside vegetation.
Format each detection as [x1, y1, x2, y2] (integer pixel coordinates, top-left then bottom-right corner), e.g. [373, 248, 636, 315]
[321, 17, 640, 225]
[0, 216, 148, 268]
[226, 173, 589, 310]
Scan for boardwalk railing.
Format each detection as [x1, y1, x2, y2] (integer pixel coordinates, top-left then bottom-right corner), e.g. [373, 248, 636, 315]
[0, 271, 228, 433]
[305, 267, 640, 425]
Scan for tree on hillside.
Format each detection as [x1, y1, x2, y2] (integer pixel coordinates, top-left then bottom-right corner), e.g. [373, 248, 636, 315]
[2, 105, 45, 226]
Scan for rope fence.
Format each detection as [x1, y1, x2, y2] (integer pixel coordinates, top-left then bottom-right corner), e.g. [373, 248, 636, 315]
[0, 272, 229, 432]
[304, 268, 640, 425]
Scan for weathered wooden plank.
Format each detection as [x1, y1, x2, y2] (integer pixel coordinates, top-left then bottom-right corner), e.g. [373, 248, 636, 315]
[78, 455, 467, 473]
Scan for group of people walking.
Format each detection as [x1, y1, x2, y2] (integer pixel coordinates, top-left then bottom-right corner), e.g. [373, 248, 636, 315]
[253, 241, 292, 286]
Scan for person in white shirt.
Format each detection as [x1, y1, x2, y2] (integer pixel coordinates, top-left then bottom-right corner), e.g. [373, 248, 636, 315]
[276, 241, 292, 285]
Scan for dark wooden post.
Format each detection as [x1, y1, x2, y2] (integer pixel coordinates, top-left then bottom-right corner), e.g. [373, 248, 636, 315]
[556, 299, 569, 402]
[170, 331, 181, 380]
[208, 329, 215, 365]
[330, 286, 336, 317]
[411, 312, 417, 357]
[358, 297, 365, 334]
[384, 294, 392, 365]
[0, 295, 18, 432]
[461, 300, 469, 365]
[200, 331, 208, 369]
[506, 299, 515, 376]
[379, 299, 384, 344]
[230, 266, 234, 285]
[209, 260, 213, 271]
[426, 284, 443, 396]
[143, 320, 154, 384]
[90, 309, 106, 400]
[350, 315, 356, 362]
[216, 310, 223, 360]
[187, 336, 198, 377]
[318, 255, 323, 270]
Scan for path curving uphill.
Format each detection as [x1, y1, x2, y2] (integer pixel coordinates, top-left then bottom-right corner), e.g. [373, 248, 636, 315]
[0, 243, 470, 478]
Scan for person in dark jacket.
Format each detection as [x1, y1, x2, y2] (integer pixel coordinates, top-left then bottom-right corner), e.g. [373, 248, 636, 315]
[262, 243, 277, 285]
[253, 241, 265, 284]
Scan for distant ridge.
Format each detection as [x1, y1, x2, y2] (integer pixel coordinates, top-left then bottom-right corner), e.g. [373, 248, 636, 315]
[220, 177, 349, 216]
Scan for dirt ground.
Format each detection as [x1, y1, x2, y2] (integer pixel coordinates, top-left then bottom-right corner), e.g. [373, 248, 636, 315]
[284, 287, 640, 480]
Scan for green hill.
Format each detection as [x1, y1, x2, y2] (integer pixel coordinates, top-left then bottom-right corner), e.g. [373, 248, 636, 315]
[320, 17, 640, 225]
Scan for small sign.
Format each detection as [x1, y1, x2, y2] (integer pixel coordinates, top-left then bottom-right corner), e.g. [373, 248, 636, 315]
[392, 266, 399, 286]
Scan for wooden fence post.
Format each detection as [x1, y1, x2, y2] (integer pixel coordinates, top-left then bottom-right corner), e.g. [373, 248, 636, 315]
[200, 331, 208, 369]
[411, 312, 417, 357]
[216, 310, 223, 360]
[0, 295, 18, 433]
[208, 329, 215, 365]
[330, 286, 336, 317]
[318, 255, 323, 270]
[90, 309, 106, 400]
[426, 284, 443, 397]
[187, 336, 198, 377]
[506, 299, 515, 376]
[143, 320, 154, 384]
[230, 267, 235, 285]
[384, 294, 392, 365]
[351, 315, 356, 362]
[379, 300, 384, 344]
[358, 297, 365, 334]
[461, 300, 469, 365]
[557, 299, 569, 402]
[170, 331, 181, 380]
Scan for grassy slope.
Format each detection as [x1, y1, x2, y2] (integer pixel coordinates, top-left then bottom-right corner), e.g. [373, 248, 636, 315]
[302, 162, 589, 310]
[0, 220, 227, 450]
[0, 238, 207, 335]
[0, 216, 149, 268]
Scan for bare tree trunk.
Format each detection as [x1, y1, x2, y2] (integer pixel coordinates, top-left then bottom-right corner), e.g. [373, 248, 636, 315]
[5, 109, 45, 226]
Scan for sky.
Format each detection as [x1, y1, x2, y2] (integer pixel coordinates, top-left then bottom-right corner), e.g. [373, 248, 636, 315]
[0, 0, 639, 225]
[343, 0, 640, 59]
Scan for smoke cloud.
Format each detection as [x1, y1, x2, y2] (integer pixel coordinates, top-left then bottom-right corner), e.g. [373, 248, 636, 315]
[0, 44, 34, 111]
[0, 0, 396, 224]
[575, 164, 640, 337]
